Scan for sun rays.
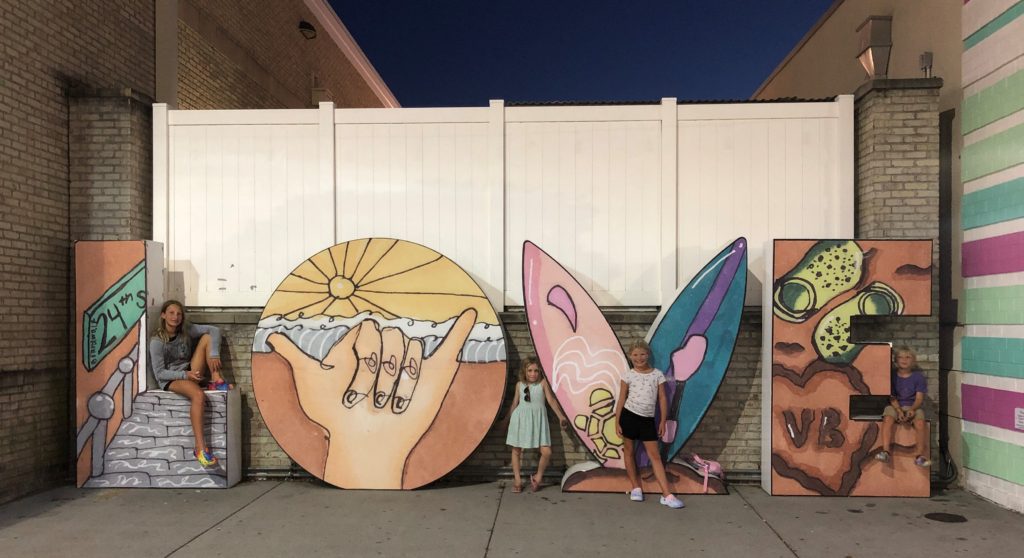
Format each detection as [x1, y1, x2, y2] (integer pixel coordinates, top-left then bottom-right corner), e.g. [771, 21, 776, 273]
[261, 239, 499, 324]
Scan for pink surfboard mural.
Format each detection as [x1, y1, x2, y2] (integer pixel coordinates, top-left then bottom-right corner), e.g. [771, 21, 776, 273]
[523, 241, 629, 470]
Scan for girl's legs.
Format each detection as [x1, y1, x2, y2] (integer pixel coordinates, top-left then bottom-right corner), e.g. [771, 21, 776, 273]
[190, 334, 210, 378]
[642, 440, 673, 497]
[167, 379, 207, 452]
[622, 438, 640, 489]
[511, 447, 523, 491]
[533, 445, 552, 489]
[191, 334, 228, 386]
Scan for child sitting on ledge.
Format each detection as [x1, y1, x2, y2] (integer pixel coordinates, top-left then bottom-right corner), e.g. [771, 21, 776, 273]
[875, 345, 931, 468]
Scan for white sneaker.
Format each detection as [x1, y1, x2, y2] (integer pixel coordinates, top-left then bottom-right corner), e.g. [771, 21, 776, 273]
[660, 494, 685, 509]
[629, 487, 644, 502]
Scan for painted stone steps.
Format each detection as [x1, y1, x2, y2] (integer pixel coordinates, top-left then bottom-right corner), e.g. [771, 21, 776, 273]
[83, 389, 240, 488]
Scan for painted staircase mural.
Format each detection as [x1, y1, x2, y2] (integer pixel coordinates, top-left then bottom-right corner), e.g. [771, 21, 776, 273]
[75, 241, 240, 488]
[83, 390, 239, 488]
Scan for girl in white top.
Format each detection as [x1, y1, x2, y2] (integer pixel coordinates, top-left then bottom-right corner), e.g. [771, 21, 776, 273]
[614, 339, 685, 509]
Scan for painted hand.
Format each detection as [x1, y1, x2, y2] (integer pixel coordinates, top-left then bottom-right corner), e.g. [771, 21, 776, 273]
[266, 308, 476, 488]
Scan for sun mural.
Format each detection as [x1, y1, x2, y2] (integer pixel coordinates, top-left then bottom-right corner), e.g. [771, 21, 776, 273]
[252, 238, 506, 490]
[263, 238, 498, 324]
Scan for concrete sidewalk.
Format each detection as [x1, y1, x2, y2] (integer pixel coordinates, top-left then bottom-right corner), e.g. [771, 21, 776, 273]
[0, 480, 1019, 557]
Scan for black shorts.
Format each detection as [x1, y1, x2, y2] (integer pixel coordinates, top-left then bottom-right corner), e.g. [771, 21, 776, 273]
[162, 378, 209, 391]
[620, 407, 658, 441]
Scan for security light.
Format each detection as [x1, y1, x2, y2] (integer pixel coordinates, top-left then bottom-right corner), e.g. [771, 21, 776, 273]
[299, 20, 317, 40]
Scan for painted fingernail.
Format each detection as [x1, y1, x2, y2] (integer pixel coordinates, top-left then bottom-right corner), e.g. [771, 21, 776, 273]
[381, 355, 398, 376]
[392, 396, 408, 413]
[361, 353, 379, 370]
[402, 360, 420, 379]
[343, 390, 366, 408]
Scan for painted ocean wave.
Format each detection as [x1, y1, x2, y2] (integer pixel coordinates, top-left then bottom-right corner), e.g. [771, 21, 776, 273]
[252, 312, 505, 363]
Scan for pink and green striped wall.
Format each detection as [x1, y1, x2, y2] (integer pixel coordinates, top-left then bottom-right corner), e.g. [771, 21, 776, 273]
[960, 0, 1024, 512]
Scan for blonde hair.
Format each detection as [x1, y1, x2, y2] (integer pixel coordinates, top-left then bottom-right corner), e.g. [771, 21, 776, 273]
[155, 299, 188, 343]
[518, 356, 544, 384]
[893, 345, 918, 368]
[627, 339, 651, 355]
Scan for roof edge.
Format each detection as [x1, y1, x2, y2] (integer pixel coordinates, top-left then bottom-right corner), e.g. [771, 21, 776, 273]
[304, 0, 400, 108]
[751, 0, 845, 99]
[507, 97, 835, 107]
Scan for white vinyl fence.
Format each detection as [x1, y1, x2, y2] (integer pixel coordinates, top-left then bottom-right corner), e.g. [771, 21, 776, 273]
[153, 97, 853, 309]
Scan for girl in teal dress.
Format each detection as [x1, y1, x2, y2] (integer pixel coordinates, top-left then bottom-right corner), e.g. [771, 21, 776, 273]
[506, 356, 568, 493]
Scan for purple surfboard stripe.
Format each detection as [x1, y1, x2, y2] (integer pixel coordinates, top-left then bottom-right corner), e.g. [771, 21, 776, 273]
[546, 284, 578, 331]
[685, 239, 746, 337]
[962, 230, 1024, 277]
[962, 383, 1024, 431]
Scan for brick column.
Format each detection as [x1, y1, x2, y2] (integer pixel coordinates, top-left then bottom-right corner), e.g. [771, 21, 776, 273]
[854, 77, 942, 460]
[64, 87, 154, 500]
[855, 77, 942, 239]
[69, 87, 154, 241]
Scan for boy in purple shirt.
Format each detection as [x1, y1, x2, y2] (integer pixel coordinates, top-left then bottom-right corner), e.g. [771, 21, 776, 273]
[875, 346, 931, 467]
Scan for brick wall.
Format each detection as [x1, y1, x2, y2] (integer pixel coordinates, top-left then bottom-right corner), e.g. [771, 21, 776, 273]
[69, 89, 154, 241]
[177, 0, 388, 109]
[854, 78, 942, 460]
[176, 21, 283, 111]
[0, 369, 69, 503]
[956, 0, 1024, 512]
[0, 0, 156, 503]
[194, 309, 765, 480]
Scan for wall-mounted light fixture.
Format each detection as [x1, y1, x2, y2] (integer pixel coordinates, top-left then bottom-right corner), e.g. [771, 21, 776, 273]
[856, 15, 892, 79]
[299, 20, 317, 40]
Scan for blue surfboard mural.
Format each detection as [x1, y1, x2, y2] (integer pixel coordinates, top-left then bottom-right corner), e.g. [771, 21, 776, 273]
[648, 238, 747, 461]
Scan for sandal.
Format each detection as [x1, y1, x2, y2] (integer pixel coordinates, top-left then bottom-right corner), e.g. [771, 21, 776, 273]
[530, 475, 541, 493]
[512, 480, 523, 494]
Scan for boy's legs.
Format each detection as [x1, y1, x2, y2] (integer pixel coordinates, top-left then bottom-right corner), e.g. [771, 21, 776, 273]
[878, 405, 898, 456]
[913, 414, 929, 461]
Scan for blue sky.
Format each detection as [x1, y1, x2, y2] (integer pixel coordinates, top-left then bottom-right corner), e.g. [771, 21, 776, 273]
[329, 0, 835, 107]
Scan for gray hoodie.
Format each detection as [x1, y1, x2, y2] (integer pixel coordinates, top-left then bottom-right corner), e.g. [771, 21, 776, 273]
[149, 323, 222, 387]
